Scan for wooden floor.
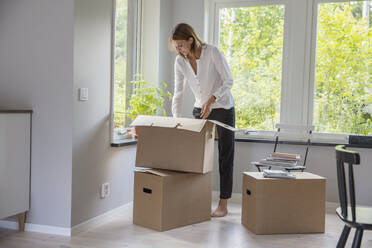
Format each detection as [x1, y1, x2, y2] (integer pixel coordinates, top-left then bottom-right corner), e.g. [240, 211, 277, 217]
[1, 202, 372, 248]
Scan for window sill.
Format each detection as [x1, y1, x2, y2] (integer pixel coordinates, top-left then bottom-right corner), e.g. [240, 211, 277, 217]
[235, 136, 372, 148]
[110, 135, 372, 149]
[235, 137, 344, 147]
[111, 138, 137, 147]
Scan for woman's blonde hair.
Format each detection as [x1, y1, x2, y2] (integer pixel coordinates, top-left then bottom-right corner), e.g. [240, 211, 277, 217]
[168, 23, 205, 59]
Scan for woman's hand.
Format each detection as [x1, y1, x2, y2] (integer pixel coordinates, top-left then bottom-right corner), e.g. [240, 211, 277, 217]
[200, 95, 216, 119]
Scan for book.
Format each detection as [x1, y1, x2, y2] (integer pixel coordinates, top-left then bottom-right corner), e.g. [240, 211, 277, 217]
[266, 157, 298, 163]
[271, 152, 301, 160]
[259, 159, 298, 167]
[263, 169, 296, 179]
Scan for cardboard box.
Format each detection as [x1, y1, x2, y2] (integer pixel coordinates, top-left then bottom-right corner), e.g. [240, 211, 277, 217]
[133, 169, 212, 231]
[241, 172, 326, 234]
[132, 115, 219, 173]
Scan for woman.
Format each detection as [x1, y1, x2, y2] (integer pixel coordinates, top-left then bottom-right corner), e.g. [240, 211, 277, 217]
[169, 23, 235, 217]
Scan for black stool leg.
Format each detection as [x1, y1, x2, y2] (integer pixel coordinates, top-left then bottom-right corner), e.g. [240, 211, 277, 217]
[255, 164, 262, 172]
[351, 228, 363, 248]
[337, 225, 351, 248]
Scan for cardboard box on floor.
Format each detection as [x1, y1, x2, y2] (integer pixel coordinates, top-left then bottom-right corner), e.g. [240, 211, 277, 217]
[133, 169, 212, 231]
[241, 172, 326, 234]
[132, 115, 239, 174]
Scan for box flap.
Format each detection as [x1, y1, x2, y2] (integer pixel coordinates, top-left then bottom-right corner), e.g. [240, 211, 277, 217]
[131, 115, 250, 133]
[207, 120, 242, 132]
[136, 169, 182, 177]
[131, 115, 207, 132]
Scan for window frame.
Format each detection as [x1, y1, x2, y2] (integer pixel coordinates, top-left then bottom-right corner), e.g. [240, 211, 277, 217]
[208, 0, 289, 141]
[205, 0, 370, 143]
[110, 0, 141, 142]
[308, 0, 371, 143]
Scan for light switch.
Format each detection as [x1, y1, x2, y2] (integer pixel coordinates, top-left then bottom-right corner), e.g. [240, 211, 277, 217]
[79, 88, 88, 101]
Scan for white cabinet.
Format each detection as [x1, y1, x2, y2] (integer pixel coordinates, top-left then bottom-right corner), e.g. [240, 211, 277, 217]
[0, 110, 32, 231]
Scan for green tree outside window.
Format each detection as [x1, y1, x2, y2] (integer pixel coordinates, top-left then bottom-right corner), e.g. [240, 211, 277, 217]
[314, 1, 371, 135]
[219, 5, 284, 130]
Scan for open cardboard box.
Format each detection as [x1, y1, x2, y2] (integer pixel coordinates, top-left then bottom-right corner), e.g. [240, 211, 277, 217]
[131, 115, 239, 173]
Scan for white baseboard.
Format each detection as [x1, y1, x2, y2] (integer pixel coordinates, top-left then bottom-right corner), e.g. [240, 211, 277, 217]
[71, 202, 132, 235]
[0, 220, 71, 236]
[326, 201, 339, 210]
[1, 197, 339, 236]
[0, 202, 132, 237]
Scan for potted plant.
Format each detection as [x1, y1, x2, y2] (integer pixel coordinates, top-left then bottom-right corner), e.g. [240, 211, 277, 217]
[126, 74, 172, 137]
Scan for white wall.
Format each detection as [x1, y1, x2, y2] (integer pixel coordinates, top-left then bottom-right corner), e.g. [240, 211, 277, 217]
[0, 0, 137, 229]
[72, 0, 136, 227]
[0, 0, 74, 227]
[168, 0, 205, 118]
[159, 0, 174, 115]
[141, 0, 160, 84]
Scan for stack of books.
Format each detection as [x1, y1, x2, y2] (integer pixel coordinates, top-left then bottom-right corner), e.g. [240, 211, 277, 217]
[259, 152, 301, 168]
[263, 169, 296, 179]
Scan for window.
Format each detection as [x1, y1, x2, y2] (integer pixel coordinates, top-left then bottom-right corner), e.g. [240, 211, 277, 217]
[113, 0, 128, 133]
[313, 1, 371, 135]
[218, 5, 285, 130]
[207, 0, 371, 141]
[111, 0, 140, 141]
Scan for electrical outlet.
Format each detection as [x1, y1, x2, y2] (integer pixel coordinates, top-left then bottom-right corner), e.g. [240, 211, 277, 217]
[100, 183, 110, 199]
[79, 88, 88, 101]
[100, 184, 105, 198]
[104, 183, 110, 197]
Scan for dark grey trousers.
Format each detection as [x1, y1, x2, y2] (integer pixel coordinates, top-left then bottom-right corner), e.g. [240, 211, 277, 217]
[192, 107, 235, 199]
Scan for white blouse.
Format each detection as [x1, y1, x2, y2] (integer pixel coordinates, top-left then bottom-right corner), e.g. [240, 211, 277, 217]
[172, 44, 235, 118]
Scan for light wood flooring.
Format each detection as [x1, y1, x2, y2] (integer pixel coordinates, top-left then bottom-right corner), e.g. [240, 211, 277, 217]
[1, 202, 371, 248]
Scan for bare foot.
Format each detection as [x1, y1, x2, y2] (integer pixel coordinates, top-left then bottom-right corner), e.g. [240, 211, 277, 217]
[212, 199, 228, 217]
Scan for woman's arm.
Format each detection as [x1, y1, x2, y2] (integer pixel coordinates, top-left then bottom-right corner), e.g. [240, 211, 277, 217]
[211, 46, 234, 101]
[172, 58, 185, 117]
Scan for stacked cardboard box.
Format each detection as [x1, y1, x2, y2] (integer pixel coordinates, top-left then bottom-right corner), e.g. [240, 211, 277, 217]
[133, 169, 211, 231]
[132, 115, 221, 231]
